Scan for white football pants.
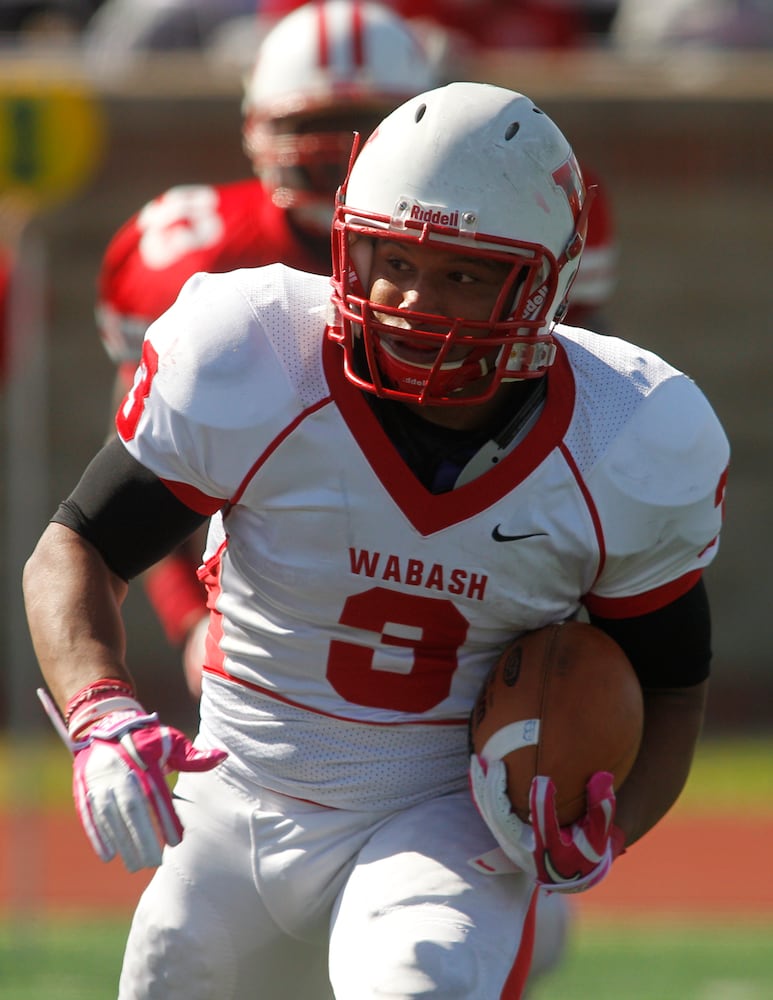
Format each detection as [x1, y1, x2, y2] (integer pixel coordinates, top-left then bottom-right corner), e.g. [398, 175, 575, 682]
[117, 763, 568, 999]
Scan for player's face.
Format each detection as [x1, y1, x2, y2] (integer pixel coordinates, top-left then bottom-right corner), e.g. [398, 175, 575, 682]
[366, 239, 513, 367]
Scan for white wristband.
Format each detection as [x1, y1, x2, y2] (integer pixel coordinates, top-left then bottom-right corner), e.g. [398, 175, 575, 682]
[67, 695, 145, 740]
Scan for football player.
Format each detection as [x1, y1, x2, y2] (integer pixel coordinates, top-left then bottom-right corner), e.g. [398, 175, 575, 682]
[94, 0, 438, 696]
[26, 82, 727, 998]
[95, 0, 618, 700]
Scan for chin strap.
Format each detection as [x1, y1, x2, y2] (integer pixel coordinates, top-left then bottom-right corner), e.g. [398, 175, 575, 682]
[455, 379, 547, 487]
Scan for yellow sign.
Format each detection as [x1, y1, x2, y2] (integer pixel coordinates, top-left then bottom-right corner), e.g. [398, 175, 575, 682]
[0, 76, 104, 213]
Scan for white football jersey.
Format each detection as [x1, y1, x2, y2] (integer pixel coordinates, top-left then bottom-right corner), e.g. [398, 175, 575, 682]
[117, 265, 729, 810]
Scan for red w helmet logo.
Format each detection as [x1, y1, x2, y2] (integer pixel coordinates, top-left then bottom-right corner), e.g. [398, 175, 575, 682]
[552, 154, 585, 223]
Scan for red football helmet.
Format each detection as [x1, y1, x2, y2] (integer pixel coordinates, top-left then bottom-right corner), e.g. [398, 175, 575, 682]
[330, 83, 594, 406]
[242, 0, 437, 234]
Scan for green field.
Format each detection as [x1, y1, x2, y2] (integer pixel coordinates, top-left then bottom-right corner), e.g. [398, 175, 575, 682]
[0, 920, 127, 1000]
[1, 917, 771, 999]
[532, 919, 773, 1000]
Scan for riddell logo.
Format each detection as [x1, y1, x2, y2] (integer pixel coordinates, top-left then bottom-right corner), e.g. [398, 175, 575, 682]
[523, 282, 548, 319]
[410, 203, 459, 228]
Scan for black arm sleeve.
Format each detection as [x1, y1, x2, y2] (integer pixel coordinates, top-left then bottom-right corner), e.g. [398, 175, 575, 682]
[588, 578, 712, 689]
[51, 436, 209, 581]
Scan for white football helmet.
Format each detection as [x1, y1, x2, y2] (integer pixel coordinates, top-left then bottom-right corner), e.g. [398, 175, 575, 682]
[242, 0, 437, 233]
[329, 82, 594, 406]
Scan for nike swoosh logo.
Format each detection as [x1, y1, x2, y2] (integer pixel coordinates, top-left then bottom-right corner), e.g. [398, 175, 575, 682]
[492, 525, 549, 543]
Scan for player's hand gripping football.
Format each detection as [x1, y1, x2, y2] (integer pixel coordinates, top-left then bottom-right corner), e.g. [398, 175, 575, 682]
[470, 756, 625, 894]
[38, 685, 226, 873]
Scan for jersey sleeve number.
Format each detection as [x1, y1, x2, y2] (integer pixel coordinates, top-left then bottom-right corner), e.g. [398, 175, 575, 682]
[327, 586, 469, 713]
[116, 340, 158, 441]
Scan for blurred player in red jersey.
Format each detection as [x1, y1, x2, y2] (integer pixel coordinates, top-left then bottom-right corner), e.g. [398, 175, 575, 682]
[95, 0, 439, 696]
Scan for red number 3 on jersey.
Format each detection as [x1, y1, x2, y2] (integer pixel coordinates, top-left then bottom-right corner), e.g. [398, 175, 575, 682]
[116, 340, 159, 441]
[327, 587, 469, 713]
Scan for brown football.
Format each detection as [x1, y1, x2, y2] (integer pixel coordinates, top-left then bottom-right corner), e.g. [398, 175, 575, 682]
[470, 621, 644, 826]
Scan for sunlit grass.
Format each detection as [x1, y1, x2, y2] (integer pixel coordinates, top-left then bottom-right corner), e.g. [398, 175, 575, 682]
[0, 918, 128, 1000]
[1, 915, 772, 1000]
[531, 917, 773, 1000]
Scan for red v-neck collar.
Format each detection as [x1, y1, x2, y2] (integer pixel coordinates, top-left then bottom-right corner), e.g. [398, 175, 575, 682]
[322, 336, 575, 537]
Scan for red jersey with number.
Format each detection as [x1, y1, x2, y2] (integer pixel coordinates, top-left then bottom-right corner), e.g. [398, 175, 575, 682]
[96, 179, 329, 370]
[116, 265, 728, 811]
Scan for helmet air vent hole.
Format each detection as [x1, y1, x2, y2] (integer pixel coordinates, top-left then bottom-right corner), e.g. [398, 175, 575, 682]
[505, 122, 520, 140]
[415, 103, 427, 123]
[533, 107, 544, 115]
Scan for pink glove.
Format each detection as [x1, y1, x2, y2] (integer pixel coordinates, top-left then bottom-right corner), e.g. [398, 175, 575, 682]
[529, 771, 626, 893]
[470, 755, 625, 894]
[72, 708, 226, 873]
